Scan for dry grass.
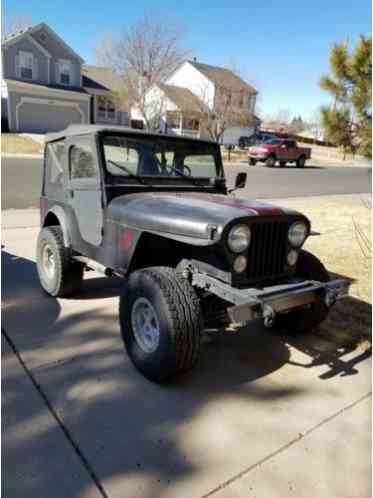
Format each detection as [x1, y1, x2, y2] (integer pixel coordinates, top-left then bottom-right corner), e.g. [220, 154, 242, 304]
[1, 134, 43, 154]
[273, 194, 372, 348]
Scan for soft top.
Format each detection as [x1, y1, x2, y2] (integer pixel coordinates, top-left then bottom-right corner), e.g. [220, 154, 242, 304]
[45, 124, 215, 144]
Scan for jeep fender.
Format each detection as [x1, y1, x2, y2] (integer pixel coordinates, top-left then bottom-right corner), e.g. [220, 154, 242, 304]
[42, 206, 72, 248]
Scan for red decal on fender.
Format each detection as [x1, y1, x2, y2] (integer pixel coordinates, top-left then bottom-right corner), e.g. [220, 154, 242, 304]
[119, 229, 134, 251]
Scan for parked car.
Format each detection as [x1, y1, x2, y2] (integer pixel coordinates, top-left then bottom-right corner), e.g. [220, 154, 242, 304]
[221, 126, 255, 149]
[248, 138, 312, 167]
[36, 125, 349, 382]
[253, 131, 277, 144]
[238, 136, 252, 149]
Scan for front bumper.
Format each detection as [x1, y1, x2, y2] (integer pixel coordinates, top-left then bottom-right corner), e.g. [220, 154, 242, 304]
[191, 272, 351, 326]
[248, 152, 267, 160]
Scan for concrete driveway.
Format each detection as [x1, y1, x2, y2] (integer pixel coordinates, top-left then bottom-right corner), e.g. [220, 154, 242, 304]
[2, 209, 371, 498]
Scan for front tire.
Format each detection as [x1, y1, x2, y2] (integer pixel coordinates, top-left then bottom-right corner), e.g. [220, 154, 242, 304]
[266, 155, 276, 167]
[249, 158, 256, 166]
[36, 226, 84, 297]
[119, 267, 203, 382]
[275, 250, 330, 333]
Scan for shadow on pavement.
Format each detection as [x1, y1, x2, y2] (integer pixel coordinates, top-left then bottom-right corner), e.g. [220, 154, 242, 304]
[2, 248, 371, 498]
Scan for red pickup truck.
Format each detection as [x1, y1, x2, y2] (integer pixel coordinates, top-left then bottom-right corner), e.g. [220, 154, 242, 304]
[248, 138, 311, 168]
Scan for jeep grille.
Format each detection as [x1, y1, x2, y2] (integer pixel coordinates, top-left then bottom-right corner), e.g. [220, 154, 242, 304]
[247, 220, 289, 281]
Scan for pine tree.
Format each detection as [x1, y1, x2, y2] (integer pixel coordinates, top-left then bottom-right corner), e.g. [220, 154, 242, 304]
[320, 35, 372, 158]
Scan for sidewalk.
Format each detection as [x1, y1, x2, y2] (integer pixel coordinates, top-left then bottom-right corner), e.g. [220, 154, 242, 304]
[2, 336, 101, 498]
[2, 195, 371, 498]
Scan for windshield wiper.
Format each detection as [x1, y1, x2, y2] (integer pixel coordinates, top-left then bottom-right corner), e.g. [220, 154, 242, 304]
[107, 159, 147, 185]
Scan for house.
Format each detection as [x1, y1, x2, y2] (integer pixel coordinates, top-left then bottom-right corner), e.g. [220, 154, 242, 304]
[130, 59, 258, 140]
[1, 22, 128, 133]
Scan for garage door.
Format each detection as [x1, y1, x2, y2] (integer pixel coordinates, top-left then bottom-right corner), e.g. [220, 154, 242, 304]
[17, 101, 83, 133]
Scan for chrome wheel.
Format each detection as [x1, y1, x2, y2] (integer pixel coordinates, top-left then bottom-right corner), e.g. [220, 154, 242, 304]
[42, 243, 56, 279]
[131, 297, 160, 353]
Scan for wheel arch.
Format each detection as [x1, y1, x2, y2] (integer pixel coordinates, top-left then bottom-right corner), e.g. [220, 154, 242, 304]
[42, 206, 72, 248]
[126, 230, 227, 276]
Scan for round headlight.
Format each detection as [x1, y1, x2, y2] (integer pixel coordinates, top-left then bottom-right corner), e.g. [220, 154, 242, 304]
[287, 249, 298, 266]
[288, 222, 308, 247]
[233, 255, 247, 273]
[227, 225, 251, 253]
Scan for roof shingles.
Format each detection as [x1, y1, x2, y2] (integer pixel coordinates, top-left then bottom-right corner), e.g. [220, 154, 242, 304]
[159, 84, 205, 113]
[188, 60, 257, 95]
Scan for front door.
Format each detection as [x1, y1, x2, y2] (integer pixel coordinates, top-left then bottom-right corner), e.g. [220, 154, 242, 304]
[67, 135, 103, 246]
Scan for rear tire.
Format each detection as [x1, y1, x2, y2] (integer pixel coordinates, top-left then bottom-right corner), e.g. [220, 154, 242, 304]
[119, 267, 203, 382]
[249, 158, 256, 166]
[36, 226, 84, 297]
[275, 250, 330, 333]
[266, 155, 276, 167]
[296, 155, 306, 168]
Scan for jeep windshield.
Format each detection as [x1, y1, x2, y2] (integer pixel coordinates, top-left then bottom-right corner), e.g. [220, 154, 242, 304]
[101, 134, 222, 184]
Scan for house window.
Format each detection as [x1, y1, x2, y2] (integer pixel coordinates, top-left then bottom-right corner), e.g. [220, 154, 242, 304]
[19, 51, 34, 80]
[130, 119, 144, 130]
[97, 96, 116, 121]
[183, 116, 200, 131]
[58, 59, 72, 85]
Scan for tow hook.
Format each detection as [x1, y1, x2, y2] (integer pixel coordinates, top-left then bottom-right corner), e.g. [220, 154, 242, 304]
[263, 304, 276, 328]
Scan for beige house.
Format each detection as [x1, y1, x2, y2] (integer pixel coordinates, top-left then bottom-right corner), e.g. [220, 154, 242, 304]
[131, 59, 258, 140]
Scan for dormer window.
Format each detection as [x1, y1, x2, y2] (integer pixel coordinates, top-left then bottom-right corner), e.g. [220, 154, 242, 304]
[19, 51, 34, 80]
[57, 59, 72, 85]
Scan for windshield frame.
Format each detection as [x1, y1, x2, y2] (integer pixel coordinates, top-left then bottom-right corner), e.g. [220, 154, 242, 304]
[98, 131, 225, 186]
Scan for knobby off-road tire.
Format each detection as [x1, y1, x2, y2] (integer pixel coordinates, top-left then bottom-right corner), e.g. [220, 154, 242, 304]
[119, 267, 203, 382]
[36, 226, 84, 297]
[296, 155, 306, 168]
[275, 250, 330, 334]
[249, 158, 257, 166]
[266, 155, 276, 167]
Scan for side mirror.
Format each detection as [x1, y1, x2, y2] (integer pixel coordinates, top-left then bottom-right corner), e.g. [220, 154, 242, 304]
[235, 172, 247, 189]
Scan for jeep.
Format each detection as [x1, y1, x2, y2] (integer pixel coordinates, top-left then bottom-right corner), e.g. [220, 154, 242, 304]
[36, 125, 349, 382]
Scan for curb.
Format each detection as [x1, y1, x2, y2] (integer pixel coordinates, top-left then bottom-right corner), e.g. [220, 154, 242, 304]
[2, 153, 43, 159]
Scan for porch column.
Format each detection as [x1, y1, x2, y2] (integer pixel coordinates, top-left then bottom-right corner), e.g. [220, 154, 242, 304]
[179, 112, 183, 135]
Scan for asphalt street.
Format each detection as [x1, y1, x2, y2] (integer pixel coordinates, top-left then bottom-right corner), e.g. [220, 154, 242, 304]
[1, 155, 371, 209]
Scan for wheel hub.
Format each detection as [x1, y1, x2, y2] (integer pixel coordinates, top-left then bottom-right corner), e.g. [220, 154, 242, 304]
[42, 244, 55, 279]
[131, 297, 160, 353]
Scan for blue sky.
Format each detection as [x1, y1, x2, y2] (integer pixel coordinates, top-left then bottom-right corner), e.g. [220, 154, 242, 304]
[3, 0, 371, 120]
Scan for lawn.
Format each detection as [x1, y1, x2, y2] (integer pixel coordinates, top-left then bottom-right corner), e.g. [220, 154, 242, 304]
[274, 194, 371, 349]
[1, 134, 43, 155]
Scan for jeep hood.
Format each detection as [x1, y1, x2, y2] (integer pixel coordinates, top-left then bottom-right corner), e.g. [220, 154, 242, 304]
[108, 192, 302, 245]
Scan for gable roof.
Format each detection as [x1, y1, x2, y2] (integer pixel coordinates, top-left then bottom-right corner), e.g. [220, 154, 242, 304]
[187, 60, 257, 95]
[82, 65, 123, 92]
[2, 22, 84, 63]
[159, 84, 205, 113]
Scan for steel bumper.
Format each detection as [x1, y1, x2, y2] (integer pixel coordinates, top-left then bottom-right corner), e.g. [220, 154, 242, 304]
[227, 279, 351, 326]
[191, 271, 351, 326]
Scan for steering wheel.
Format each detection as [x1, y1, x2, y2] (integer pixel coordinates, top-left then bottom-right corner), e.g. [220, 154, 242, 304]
[166, 164, 192, 176]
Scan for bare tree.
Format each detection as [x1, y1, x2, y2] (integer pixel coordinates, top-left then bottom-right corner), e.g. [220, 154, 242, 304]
[2, 14, 33, 38]
[307, 108, 324, 142]
[95, 16, 189, 130]
[196, 80, 257, 143]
